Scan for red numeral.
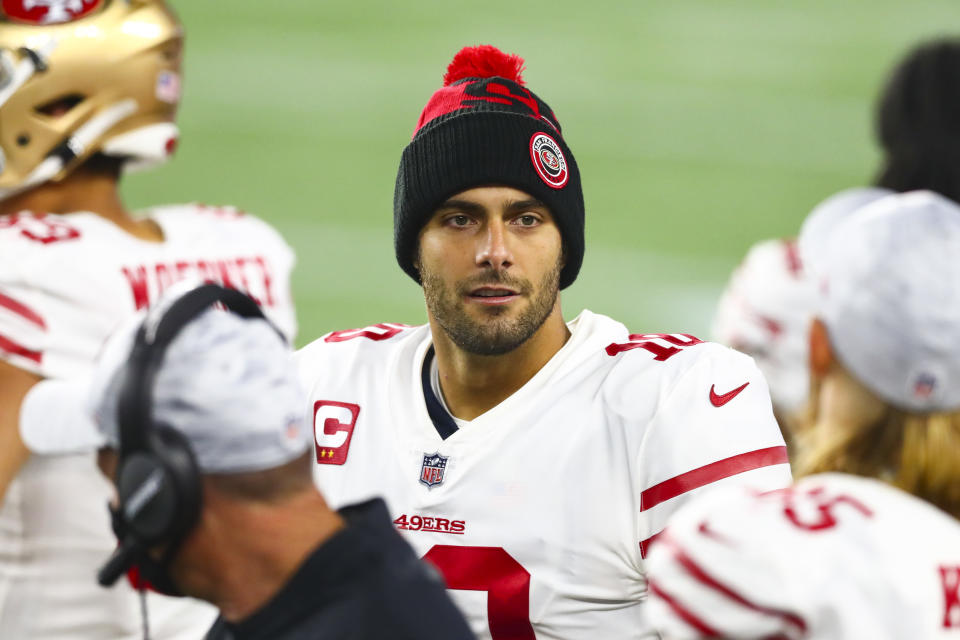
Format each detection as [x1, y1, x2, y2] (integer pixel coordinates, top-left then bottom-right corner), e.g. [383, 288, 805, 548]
[424, 545, 535, 640]
[313, 401, 360, 465]
[325, 322, 411, 343]
[0, 212, 81, 244]
[773, 486, 873, 531]
[941, 565, 960, 629]
[605, 333, 703, 360]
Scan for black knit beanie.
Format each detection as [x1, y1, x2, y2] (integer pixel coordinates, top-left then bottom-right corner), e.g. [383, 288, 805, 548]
[394, 45, 585, 290]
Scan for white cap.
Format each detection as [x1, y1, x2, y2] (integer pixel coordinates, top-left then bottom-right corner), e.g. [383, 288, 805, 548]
[711, 239, 815, 414]
[89, 303, 311, 473]
[798, 187, 893, 277]
[818, 190, 960, 412]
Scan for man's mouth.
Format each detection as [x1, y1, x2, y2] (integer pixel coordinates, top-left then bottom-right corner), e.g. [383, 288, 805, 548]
[466, 286, 520, 305]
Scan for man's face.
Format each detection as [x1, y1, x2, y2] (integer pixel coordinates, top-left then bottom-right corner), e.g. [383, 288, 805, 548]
[416, 186, 564, 356]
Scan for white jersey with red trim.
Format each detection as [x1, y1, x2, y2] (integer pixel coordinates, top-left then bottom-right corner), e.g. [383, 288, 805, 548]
[0, 204, 296, 640]
[296, 310, 792, 639]
[0, 205, 295, 376]
[644, 473, 960, 639]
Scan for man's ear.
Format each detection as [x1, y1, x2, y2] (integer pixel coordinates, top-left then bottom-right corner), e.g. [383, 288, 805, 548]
[412, 240, 423, 273]
[809, 317, 834, 379]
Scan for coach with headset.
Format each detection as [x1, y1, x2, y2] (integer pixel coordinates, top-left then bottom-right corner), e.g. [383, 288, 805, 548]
[84, 284, 474, 640]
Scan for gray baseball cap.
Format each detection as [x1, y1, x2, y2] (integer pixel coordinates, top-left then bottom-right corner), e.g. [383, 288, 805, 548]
[817, 190, 960, 412]
[88, 304, 312, 473]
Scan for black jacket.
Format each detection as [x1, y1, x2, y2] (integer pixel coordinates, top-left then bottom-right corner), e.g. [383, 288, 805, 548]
[205, 499, 474, 640]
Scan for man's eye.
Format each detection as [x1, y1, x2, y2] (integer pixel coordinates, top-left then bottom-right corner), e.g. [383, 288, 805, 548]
[516, 214, 539, 226]
[449, 215, 471, 226]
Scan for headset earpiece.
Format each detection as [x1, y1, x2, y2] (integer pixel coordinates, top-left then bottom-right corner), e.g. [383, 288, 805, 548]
[114, 426, 201, 545]
[116, 452, 181, 544]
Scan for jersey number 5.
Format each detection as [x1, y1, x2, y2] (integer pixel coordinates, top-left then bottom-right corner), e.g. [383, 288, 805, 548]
[424, 545, 535, 639]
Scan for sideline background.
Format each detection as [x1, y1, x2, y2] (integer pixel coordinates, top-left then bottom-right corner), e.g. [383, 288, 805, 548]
[128, 2, 956, 343]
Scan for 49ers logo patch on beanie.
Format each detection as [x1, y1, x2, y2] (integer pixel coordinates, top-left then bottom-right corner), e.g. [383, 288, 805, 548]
[394, 45, 585, 290]
[530, 133, 568, 189]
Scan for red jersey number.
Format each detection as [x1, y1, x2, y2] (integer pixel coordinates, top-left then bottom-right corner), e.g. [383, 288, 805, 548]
[940, 565, 960, 629]
[605, 333, 703, 361]
[424, 545, 535, 640]
[324, 322, 411, 343]
[772, 486, 873, 531]
[0, 212, 81, 244]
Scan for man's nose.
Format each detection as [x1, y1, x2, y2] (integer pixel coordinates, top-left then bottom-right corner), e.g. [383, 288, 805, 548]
[476, 221, 513, 271]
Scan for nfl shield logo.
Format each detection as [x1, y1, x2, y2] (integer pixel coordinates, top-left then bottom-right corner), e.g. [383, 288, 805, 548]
[913, 372, 937, 400]
[420, 452, 448, 488]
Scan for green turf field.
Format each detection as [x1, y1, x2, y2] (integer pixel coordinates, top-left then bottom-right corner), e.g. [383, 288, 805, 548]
[123, 1, 958, 345]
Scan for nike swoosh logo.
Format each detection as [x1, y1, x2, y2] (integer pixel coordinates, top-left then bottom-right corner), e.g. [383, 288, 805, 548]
[709, 382, 750, 407]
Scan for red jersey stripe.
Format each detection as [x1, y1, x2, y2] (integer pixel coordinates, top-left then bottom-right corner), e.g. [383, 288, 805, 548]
[0, 333, 42, 364]
[647, 578, 723, 637]
[0, 292, 46, 329]
[639, 530, 662, 559]
[641, 446, 788, 512]
[662, 533, 807, 633]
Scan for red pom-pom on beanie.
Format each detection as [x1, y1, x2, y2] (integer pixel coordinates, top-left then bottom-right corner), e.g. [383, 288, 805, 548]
[443, 45, 526, 86]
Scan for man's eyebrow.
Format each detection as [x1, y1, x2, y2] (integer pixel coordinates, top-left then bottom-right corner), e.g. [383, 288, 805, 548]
[434, 198, 549, 216]
[435, 199, 485, 215]
[506, 199, 548, 213]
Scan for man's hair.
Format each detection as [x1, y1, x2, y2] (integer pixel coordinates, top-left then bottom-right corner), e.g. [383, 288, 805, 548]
[874, 37, 960, 203]
[205, 451, 314, 503]
[796, 406, 960, 519]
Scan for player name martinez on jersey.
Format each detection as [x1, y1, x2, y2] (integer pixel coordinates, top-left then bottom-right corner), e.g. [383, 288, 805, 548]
[297, 311, 792, 640]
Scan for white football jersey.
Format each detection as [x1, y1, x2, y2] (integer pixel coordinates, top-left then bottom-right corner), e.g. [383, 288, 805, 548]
[644, 473, 960, 639]
[0, 204, 296, 639]
[296, 310, 792, 639]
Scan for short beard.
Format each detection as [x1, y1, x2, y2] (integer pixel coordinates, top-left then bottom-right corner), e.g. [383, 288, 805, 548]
[421, 260, 562, 356]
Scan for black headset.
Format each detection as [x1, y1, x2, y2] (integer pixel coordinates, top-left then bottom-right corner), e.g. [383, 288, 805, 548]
[98, 284, 273, 588]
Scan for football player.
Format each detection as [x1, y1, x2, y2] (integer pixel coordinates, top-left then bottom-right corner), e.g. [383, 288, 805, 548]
[712, 187, 891, 446]
[645, 191, 960, 639]
[0, 2, 296, 638]
[295, 45, 792, 639]
[873, 38, 960, 205]
[710, 237, 816, 444]
[710, 37, 960, 454]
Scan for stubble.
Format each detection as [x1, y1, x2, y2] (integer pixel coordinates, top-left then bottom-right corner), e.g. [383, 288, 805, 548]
[421, 259, 563, 356]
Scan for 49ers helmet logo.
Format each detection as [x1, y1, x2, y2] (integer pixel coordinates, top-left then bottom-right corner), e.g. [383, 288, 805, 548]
[2, 0, 103, 25]
[529, 132, 568, 189]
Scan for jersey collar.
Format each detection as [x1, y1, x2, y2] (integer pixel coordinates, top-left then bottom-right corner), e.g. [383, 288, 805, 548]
[420, 346, 459, 440]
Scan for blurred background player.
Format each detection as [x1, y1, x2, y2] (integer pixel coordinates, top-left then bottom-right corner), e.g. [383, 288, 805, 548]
[85, 285, 474, 640]
[0, 2, 296, 638]
[711, 37, 960, 447]
[645, 190, 960, 639]
[296, 45, 791, 639]
[873, 37, 960, 204]
[711, 188, 889, 446]
[710, 238, 815, 444]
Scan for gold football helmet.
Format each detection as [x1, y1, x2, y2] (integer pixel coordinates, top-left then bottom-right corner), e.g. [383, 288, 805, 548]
[0, 0, 183, 200]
